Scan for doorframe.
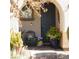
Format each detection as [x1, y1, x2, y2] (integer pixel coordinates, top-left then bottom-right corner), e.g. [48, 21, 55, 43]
[41, 0, 69, 49]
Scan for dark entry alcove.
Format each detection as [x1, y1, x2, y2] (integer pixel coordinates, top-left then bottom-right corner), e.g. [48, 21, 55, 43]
[41, 2, 56, 40]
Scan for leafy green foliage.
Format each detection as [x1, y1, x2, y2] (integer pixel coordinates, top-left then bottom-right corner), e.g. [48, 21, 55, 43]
[10, 31, 23, 50]
[46, 27, 61, 40]
[37, 41, 43, 46]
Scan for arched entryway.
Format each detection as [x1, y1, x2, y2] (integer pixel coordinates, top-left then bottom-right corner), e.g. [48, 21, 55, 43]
[41, 1, 68, 50]
[19, 0, 68, 49]
[40, 1, 68, 50]
[41, 2, 61, 42]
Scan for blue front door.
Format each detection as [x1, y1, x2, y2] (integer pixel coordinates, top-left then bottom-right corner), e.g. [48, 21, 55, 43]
[41, 3, 56, 40]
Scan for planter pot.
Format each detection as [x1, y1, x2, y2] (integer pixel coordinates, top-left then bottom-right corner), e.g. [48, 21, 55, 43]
[27, 38, 37, 46]
[28, 40, 37, 46]
[50, 39, 60, 48]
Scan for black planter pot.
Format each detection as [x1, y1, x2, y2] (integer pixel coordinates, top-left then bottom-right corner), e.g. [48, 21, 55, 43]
[50, 39, 60, 48]
[27, 38, 37, 47]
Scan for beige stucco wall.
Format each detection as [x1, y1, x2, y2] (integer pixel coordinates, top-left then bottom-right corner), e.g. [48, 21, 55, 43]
[55, 8, 60, 31]
[20, 12, 41, 36]
[55, 0, 69, 50]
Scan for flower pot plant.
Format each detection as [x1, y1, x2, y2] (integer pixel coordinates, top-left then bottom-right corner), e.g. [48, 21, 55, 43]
[27, 37, 37, 46]
[37, 34, 43, 46]
[46, 27, 61, 48]
[10, 31, 23, 54]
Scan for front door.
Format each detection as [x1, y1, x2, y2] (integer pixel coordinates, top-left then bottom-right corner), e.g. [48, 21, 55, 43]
[41, 3, 56, 40]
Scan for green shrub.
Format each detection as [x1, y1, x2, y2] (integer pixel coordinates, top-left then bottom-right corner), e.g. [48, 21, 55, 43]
[10, 31, 23, 50]
[46, 27, 61, 40]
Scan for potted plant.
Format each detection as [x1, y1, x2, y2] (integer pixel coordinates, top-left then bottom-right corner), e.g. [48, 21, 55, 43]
[10, 31, 23, 55]
[27, 37, 37, 46]
[46, 27, 61, 48]
[37, 34, 43, 46]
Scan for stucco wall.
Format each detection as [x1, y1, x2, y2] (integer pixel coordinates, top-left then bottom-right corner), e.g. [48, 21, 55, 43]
[60, 0, 69, 32]
[10, 13, 19, 32]
[20, 12, 41, 36]
[56, 0, 69, 49]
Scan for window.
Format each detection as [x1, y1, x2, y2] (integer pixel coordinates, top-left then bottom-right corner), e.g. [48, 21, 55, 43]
[20, 5, 33, 21]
